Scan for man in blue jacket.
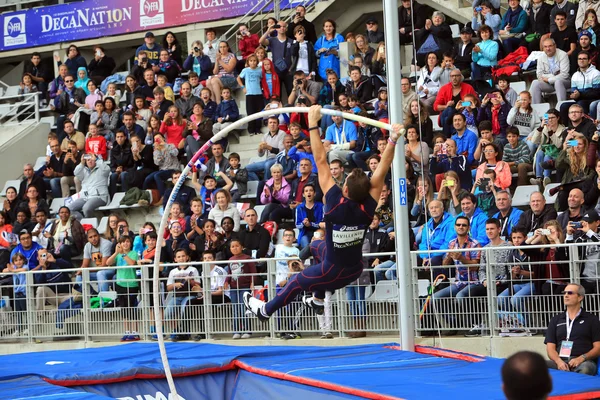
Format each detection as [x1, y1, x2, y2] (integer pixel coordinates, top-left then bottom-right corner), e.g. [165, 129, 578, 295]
[295, 184, 324, 248]
[135, 32, 162, 66]
[451, 114, 478, 167]
[418, 200, 456, 273]
[492, 190, 523, 240]
[457, 192, 489, 246]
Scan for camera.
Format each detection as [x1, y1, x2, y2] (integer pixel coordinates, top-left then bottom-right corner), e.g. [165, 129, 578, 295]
[119, 226, 125, 235]
[41, 253, 47, 260]
[571, 221, 583, 229]
[295, 79, 303, 85]
[478, 177, 490, 190]
[193, 47, 200, 52]
[274, 24, 281, 29]
[540, 229, 551, 236]
[67, 149, 71, 153]
[141, 56, 148, 63]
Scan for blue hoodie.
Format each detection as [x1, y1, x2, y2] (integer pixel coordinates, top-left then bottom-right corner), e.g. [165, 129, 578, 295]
[492, 207, 524, 239]
[457, 207, 489, 246]
[295, 202, 324, 245]
[418, 212, 456, 257]
[214, 99, 239, 122]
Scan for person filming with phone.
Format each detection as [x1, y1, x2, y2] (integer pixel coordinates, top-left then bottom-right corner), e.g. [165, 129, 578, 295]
[554, 131, 594, 211]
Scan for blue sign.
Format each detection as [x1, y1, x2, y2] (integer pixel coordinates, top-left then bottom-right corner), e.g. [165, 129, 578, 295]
[399, 178, 407, 206]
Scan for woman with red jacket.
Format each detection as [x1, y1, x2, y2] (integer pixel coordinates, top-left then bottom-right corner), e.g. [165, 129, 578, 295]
[159, 105, 187, 150]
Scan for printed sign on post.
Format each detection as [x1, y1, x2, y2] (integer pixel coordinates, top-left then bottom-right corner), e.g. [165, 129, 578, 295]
[399, 178, 407, 206]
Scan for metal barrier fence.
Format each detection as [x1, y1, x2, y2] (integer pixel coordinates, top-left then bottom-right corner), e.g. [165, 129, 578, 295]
[0, 242, 593, 342]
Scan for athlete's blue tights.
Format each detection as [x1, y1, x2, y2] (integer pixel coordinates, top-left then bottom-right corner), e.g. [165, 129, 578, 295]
[264, 261, 363, 316]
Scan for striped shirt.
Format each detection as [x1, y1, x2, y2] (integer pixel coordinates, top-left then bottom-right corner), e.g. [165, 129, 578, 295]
[502, 140, 531, 165]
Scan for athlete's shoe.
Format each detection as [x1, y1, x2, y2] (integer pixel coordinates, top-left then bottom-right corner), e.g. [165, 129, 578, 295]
[243, 292, 269, 321]
[302, 295, 325, 315]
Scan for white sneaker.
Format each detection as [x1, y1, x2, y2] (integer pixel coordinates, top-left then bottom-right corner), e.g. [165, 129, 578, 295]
[11, 330, 20, 337]
[321, 332, 333, 339]
[241, 333, 252, 339]
[22, 329, 29, 336]
[232, 333, 242, 339]
[302, 295, 325, 315]
[243, 292, 269, 321]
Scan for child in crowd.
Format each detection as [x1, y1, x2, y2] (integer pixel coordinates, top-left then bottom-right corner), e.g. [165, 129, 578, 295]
[185, 197, 205, 242]
[212, 87, 240, 135]
[497, 75, 518, 107]
[188, 72, 203, 97]
[105, 83, 121, 105]
[472, 169, 500, 216]
[275, 229, 300, 289]
[373, 87, 388, 121]
[164, 202, 186, 239]
[226, 238, 257, 339]
[137, 231, 166, 340]
[192, 173, 218, 218]
[348, 95, 363, 114]
[3, 253, 28, 336]
[458, 93, 480, 134]
[85, 124, 108, 160]
[226, 152, 248, 202]
[132, 96, 152, 131]
[19, 73, 37, 97]
[106, 236, 140, 341]
[295, 184, 324, 248]
[165, 248, 199, 340]
[237, 54, 264, 136]
[200, 88, 218, 120]
[156, 74, 175, 103]
[289, 122, 308, 144]
[261, 58, 280, 100]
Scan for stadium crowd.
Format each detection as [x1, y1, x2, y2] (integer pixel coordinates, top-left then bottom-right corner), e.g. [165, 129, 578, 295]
[2, 0, 600, 356]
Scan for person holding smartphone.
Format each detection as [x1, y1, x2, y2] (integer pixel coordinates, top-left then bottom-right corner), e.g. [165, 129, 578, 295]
[554, 132, 594, 211]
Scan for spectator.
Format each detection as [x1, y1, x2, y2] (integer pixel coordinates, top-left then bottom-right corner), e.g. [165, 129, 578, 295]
[503, 353, 552, 400]
[239, 208, 271, 260]
[499, 0, 529, 54]
[451, 113, 479, 167]
[184, 102, 213, 163]
[31, 209, 52, 248]
[454, 27, 475, 77]
[136, 32, 162, 65]
[581, 10, 600, 46]
[324, 110, 358, 163]
[123, 75, 143, 109]
[69, 155, 110, 218]
[405, 125, 430, 176]
[529, 109, 566, 187]
[582, 157, 600, 209]
[227, 239, 258, 339]
[259, 21, 293, 95]
[208, 190, 241, 232]
[411, 176, 434, 229]
[2, 188, 18, 225]
[567, 210, 600, 294]
[577, 1, 600, 30]
[164, 248, 199, 338]
[287, 4, 317, 44]
[198, 87, 218, 120]
[417, 58, 444, 117]
[60, 120, 85, 152]
[457, 192, 489, 245]
[552, 13, 577, 60]
[433, 68, 477, 131]
[124, 135, 156, 192]
[162, 31, 183, 66]
[173, 82, 199, 120]
[23, 52, 51, 99]
[418, 200, 456, 268]
[55, 44, 86, 78]
[49, 64, 68, 102]
[109, 131, 133, 196]
[18, 186, 49, 223]
[87, 46, 116, 85]
[159, 105, 186, 152]
[515, 192, 558, 234]
[294, 184, 324, 248]
[549, 1, 577, 34]
[560, 51, 600, 122]
[472, 1, 501, 40]
[204, 28, 219, 67]
[236, 23, 260, 70]
[431, 137, 472, 191]
[503, 127, 533, 186]
[558, 188, 587, 233]
[119, 111, 146, 142]
[259, 163, 292, 222]
[200, 143, 230, 188]
[183, 42, 212, 83]
[315, 19, 345, 81]
[237, 55, 264, 136]
[575, 32, 600, 88]
[18, 72, 37, 99]
[525, 0, 551, 52]
[76, 228, 113, 293]
[545, 282, 600, 375]
[399, 0, 425, 44]
[348, 119, 384, 171]
[246, 117, 285, 181]
[436, 171, 467, 215]
[492, 190, 524, 240]
[53, 74, 86, 141]
[34, 249, 72, 314]
[163, 171, 196, 217]
[190, 219, 224, 260]
[212, 87, 240, 139]
[555, 132, 594, 210]
[42, 138, 65, 199]
[472, 25, 499, 79]
[18, 163, 46, 202]
[225, 153, 248, 202]
[85, 123, 108, 161]
[3, 252, 29, 336]
[155, 49, 181, 84]
[142, 133, 179, 195]
[531, 38, 571, 104]
[566, 103, 595, 140]
[288, 70, 320, 106]
[370, 42, 388, 93]
[47, 206, 85, 261]
[131, 52, 152, 88]
[364, 17, 384, 43]
[507, 91, 541, 153]
[474, 142, 512, 190]
[497, 75, 519, 107]
[344, 66, 373, 105]
[60, 140, 83, 197]
[400, 77, 418, 115]
[12, 210, 34, 234]
[141, 69, 158, 102]
[353, 34, 375, 70]
[415, 12, 453, 67]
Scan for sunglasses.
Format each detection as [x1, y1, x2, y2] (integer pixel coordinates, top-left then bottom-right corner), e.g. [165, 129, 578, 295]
[455, 223, 468, 227]
[562, 291, 578, 295]
[65, 80, 74, 83]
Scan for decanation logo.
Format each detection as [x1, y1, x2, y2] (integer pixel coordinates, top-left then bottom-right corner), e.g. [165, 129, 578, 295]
[4, 14, 26, 47]
[140, 0, 164, 26]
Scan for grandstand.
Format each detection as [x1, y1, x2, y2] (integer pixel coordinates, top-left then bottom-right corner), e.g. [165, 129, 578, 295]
[0, 0, 598, 377]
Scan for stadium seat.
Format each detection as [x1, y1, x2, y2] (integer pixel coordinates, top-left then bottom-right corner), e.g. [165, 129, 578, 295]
[544, 183, 560, 205]
[531, 103, 550, 116]
[555, 100, 575, 113]
[254, 205, 266, 221]
[241, 180, 258, 200]
[97, 193, 126, 211]
[367, 280, 399, 302]
[1, 179, 20, 196]
[80, 218, 98, 229]
[430, 115, 442, 132]
[450, 24, 460, 39]
[49, 197, 66, 215]
[97, 216, 108, 235]
[512, 185, 539, 207]
[511, 81, 526, 94]
[33, 156, 47, 172]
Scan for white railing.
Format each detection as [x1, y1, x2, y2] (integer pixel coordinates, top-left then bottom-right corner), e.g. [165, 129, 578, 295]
[0, 242, 592, 342]
[0, 91, 40, 126]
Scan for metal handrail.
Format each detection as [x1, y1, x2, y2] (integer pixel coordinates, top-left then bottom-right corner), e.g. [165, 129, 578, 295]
[221, 0, 275, 43]
[0, 91, 40, 125]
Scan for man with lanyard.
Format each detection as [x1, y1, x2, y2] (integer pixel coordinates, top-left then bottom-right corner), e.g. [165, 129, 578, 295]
[492, 190, 523, 240]
[514, 192, 558, 236]
[418, 200, 456, 275]
[244, 105, 400, 320]
[545, 282, 600, 375]
[324, 108, 358, 163]
[566, 209, 600, 294]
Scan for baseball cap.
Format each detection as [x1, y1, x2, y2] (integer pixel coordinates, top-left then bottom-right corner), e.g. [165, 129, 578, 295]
[378, 86, 388, 93]
[582, 210, 600, 223]
[145, 32, 155, 38]
[460, 26, 474, 35]
[366, 17, 378, 24]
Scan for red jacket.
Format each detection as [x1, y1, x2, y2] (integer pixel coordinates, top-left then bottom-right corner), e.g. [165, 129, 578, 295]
[261, 59, 281, 100]
[85, 136, 107, 161]
[433, 82, 477, 113]
[239, 34, 260, 59]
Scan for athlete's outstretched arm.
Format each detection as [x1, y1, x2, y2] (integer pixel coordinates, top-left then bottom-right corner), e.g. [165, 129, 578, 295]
[307, 105, 336, 198]
[369, 124, 402, 201]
